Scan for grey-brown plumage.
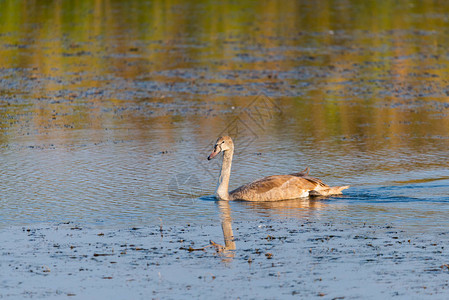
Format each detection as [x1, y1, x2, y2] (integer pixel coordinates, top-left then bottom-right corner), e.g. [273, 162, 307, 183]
[207, 136, 349, 201]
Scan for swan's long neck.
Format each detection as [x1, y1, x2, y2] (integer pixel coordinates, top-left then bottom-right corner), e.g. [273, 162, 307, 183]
[216, 149, 233, 200]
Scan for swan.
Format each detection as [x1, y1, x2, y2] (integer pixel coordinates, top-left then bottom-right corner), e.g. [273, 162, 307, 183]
[207, 136, 349, 201]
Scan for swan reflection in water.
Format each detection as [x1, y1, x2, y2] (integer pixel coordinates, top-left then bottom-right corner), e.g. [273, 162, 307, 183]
[241, 197, 329, 216]
[209, 201, 236, 262]
[214, 198, 330, 261]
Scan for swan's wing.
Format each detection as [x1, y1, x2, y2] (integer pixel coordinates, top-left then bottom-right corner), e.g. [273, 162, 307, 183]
[289, 167, 310, 177]
[230, 175, 323, 201]
[290, 168, 329, 188]
[300, 175, 329, 188]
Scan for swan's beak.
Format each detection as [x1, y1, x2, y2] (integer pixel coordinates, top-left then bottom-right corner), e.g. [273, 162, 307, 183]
[208, 146, 220, 160]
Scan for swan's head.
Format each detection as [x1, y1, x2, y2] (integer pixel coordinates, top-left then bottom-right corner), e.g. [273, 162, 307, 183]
[207, 136, 234, 160]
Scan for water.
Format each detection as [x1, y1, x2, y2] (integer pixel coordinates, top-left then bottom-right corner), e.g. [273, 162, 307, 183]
[1, 0, 449, 232]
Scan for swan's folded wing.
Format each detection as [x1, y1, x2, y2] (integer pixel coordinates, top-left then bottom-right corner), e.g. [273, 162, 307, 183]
[300, 175, 329, 188]
[289, 167, 310, 177]
[230, 175, 321, 201]
[289, 168, 328, 188]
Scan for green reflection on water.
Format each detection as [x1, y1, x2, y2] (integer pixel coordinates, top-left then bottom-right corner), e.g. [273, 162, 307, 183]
[0, 0, 449, 162]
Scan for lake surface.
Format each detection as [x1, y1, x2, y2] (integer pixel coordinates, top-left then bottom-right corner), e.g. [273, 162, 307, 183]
[1, 0, 449, 232]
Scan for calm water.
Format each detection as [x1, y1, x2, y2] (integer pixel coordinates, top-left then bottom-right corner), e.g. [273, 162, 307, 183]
[1, 0, 449, 231]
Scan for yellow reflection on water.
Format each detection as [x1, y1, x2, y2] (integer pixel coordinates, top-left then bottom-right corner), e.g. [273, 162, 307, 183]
[1, 1, 448, 147]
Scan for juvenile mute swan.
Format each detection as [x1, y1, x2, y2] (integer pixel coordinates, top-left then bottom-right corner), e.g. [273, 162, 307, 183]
[207, 136, 349, 201]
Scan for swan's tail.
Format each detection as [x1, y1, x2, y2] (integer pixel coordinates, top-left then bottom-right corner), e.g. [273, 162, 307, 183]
[309, 185, 349, 196]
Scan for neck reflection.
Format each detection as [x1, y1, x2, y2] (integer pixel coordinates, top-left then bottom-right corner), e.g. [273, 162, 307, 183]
[218, 200, 236, 251]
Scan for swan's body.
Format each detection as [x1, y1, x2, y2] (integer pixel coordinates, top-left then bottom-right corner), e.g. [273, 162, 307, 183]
[208, 136, 349, 201]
